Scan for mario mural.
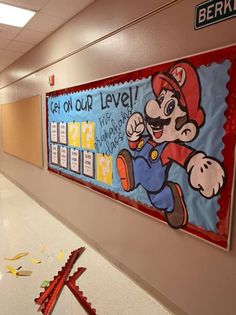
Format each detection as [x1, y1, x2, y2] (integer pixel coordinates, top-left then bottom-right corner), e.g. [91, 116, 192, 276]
[116, 62, 225, 229]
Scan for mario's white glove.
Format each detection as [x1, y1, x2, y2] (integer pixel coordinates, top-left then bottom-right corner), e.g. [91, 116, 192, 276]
[126, 112, 145, 141]
[187, 152, 225, 198]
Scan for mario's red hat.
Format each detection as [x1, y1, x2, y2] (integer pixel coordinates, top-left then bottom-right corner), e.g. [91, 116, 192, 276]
[152, 62, 204, 127]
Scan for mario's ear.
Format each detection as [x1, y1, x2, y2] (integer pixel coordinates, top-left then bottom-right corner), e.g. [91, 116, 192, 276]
[179, 122, 197, 142]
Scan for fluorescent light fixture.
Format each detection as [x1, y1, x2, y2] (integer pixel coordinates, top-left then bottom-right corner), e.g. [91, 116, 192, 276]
[0, 3, 35, 27]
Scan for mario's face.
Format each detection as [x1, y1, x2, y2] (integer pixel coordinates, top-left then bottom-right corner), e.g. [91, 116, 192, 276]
[144, 89, 197, 143]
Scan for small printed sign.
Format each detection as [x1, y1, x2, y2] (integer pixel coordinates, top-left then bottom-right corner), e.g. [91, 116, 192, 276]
[59, 122, 68, 145]
[70, 148, 80, 173]
[60, 146, 68, 168]
[50, 122, 58, 143]
[51, 144, 58, 165]
[82, 151, 95, 178]
[195, 0, 236, 29]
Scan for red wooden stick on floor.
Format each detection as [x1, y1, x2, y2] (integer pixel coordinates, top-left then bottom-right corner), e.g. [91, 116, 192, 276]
[34, 247, 97, 315]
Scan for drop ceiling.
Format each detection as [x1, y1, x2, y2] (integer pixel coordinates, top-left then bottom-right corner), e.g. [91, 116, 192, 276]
[0, 0, 94, 73]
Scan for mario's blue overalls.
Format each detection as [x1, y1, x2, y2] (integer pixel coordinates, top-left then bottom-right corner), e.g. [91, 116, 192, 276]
[132, 137, 174, 212]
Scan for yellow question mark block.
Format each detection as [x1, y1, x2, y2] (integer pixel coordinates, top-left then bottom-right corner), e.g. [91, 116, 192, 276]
[68, 122, 80, 147]
[96, 154, 112, 185]
[81, 122, 95, 150]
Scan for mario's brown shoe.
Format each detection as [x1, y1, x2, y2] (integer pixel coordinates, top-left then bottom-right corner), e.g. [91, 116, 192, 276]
[116, 149, 135, 192]
[164, 182, 188, 229]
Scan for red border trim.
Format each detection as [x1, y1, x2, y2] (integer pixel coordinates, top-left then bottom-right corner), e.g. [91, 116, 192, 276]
[46, 45, 236, 249]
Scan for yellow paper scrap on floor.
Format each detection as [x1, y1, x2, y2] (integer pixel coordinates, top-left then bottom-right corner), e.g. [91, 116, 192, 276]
[6, 265, 17, 276]
[56, 250, 64, 261]
[40, 244, 46, 254]
[4, 252, 28, 261]
[30, 258, 41, 264]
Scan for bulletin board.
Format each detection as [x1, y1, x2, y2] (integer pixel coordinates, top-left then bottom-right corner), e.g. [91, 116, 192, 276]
[46, 45, 236, 249]
[2, 95, 43, 168]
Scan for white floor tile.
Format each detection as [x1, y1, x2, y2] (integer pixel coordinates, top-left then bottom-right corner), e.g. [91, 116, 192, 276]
[0, 174, 171, 315]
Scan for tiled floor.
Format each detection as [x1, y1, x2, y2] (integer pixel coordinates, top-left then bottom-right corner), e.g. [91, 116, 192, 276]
[0, 174, 172, 315]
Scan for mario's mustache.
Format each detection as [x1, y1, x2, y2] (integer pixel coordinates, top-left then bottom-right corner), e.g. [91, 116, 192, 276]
[145, 115, 171, 128]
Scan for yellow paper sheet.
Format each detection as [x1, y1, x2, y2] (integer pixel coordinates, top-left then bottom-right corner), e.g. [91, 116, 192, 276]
[68, 122, 80, 147]
[96, 154, 113, 185]
[81, 122, 95, 149]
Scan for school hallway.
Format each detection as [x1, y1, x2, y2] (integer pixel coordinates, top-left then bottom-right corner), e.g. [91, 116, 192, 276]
[0, 1, 235, 315]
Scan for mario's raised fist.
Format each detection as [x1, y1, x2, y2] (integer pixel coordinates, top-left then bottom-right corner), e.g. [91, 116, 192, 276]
[126, 112, 145, 142]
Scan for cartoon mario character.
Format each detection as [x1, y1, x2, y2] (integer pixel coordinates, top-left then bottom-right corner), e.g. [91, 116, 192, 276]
[116, 61, 225, 229]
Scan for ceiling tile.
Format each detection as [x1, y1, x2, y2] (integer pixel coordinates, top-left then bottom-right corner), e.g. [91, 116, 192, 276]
[14, 29, 48, 44]
[1, 0, 50, 11]
[0, 51, 21, 71]
[0, 23, 20, 31]
[0, 38, 11, 49]
[5, 40, 34, 53]
[25, 12, 66, 33]
[0, 62, 12, 72]
[41, 0, 94, 19]
[0, 23, 21, 40]
[0, 49, 22, 59]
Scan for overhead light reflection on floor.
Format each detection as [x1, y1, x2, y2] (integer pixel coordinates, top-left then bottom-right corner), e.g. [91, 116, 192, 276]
[3, 219, 9, 227]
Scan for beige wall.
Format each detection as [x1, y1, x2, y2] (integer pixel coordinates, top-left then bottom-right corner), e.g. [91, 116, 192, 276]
[0, 1, 236, 314]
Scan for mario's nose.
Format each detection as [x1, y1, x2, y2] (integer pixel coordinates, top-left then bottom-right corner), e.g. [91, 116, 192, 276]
[145, 99, 160, 118]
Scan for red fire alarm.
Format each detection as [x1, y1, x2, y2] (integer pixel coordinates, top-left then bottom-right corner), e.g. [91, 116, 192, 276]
[49, 74, 55, 86]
